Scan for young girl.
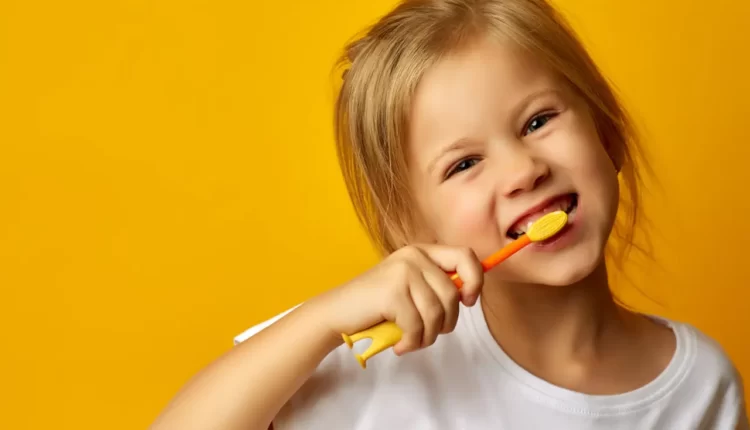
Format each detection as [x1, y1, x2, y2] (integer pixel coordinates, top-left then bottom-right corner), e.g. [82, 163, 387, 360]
[152, 0, 748, 428]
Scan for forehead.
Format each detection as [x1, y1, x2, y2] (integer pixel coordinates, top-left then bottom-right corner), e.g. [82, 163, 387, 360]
[407, 36, 566, 164]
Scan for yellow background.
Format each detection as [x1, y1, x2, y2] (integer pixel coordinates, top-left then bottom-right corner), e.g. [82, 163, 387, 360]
[1, 0, 749, 428]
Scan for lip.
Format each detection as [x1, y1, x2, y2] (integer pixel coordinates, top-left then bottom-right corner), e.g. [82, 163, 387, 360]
[505, 193, 575, 237]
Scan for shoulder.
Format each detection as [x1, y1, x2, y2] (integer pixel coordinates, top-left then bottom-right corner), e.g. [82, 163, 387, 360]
[662, 317, 748, 428]
[673, 319, 743, 387]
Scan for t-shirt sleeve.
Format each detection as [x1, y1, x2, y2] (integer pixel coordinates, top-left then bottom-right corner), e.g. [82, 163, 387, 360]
[233, 304, 301, 345]
[727, 366, 749, 430]
[696, 329, 749, 430]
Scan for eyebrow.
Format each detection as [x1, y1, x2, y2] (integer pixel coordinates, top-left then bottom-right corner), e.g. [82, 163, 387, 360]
[514, 88, 565, 119]
[426, 137, 475, 176]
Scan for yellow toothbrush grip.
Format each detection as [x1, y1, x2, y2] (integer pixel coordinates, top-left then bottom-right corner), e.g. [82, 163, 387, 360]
[341, 321, 403, 369]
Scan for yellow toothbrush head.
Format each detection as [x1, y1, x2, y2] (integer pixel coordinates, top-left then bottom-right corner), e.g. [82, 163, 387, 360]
[526, 210, 568, 242]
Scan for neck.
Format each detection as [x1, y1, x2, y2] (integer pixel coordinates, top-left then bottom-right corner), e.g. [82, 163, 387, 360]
[480, 262, 625, 364]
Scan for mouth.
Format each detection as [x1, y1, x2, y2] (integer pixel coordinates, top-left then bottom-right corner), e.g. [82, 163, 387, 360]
[506, 193, 579, 240]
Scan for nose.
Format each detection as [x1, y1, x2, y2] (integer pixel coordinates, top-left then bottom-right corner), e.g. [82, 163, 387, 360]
[499, 147, 550, 197]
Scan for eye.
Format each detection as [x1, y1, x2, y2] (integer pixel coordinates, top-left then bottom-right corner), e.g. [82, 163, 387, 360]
[523, 112, 557, 136]
[445, 157, 480, 179]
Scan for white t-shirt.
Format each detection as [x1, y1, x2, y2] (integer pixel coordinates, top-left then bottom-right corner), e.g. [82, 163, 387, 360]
[235, 303, 748, 429]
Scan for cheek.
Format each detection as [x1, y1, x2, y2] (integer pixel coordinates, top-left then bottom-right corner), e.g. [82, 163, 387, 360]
[551, 116, 617, 188]
[430, 185, 497, 247]
[562, 130, 620, 218]
[572, 146, 616, 187]
[542, 117, 619, 223]
[579, 142, 618, 197]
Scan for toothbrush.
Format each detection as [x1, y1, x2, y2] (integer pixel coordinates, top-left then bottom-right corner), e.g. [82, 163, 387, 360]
[341, 210, 569, 369]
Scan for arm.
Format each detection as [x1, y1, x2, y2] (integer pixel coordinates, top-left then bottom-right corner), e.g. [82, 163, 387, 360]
[150, 302, 342, 430]
[151, 244, 484, 430]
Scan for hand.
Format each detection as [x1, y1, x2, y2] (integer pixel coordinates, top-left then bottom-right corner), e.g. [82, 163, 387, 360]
[310, 244, 484, 355]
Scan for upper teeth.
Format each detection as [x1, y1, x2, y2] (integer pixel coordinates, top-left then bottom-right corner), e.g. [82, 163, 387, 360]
[513, 221, 535, 236]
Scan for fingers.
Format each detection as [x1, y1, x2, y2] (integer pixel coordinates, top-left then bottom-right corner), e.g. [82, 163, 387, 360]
[383, 258, 424, 356]
[410, 252, 460, 335]
[417, 244, 484, 306]
[408, 271, 446, 347]
[386, 244, 485, 356]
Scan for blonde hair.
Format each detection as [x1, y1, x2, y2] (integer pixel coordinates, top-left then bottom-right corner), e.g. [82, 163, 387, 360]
[334, 0, 646, 264]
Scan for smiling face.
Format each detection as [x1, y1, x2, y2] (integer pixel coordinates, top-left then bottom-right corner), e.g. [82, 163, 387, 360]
[406, 36, 620, 286]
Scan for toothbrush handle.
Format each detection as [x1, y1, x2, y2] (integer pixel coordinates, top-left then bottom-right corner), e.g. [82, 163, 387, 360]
[341, 321, 403, 369]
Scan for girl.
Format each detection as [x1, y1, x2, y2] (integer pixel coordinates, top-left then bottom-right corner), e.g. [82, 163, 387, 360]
[152, 0, 748, 429]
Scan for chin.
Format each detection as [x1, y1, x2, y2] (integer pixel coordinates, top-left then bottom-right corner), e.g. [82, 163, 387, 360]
[531, 252, 603, 287]
[498, 241, 606, 287]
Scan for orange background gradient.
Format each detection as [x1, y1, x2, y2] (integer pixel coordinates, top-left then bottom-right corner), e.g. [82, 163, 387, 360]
[1, 0, 748, 428]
